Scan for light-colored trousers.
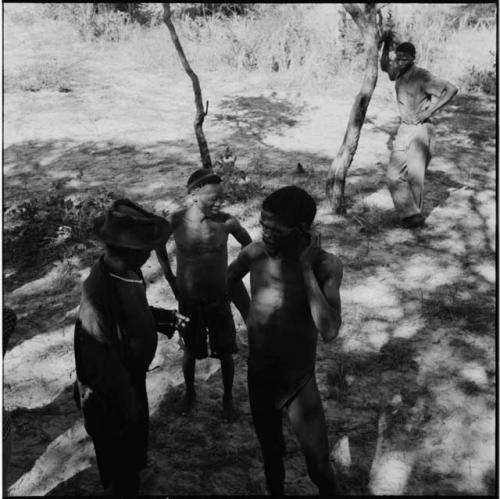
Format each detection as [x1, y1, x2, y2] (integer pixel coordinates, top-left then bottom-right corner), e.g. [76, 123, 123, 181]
[387, 122, 435, 219]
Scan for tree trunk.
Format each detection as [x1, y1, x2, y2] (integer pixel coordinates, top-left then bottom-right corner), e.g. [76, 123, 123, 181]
[326, 3, 381, 214]
[162, 3, 212, 169]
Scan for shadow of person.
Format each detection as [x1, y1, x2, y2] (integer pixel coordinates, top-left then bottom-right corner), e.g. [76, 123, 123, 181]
[323, 335, 425, 495]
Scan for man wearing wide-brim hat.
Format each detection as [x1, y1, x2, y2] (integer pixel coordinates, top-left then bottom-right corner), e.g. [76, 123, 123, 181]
[73, 199, 188, 495]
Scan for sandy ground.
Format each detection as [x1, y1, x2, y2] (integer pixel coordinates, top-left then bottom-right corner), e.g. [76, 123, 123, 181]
[3, 13, 496, 497]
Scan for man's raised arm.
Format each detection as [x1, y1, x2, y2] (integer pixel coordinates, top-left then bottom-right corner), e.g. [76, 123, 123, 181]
[380, 33, 398, 81]
[300, 237, 343, 343]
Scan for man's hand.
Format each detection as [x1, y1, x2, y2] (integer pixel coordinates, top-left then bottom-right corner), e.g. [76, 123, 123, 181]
[173, 311, 190, 333]
[152, 307, 189, 338]
[414, 109, 433, 124]
[299, 231, 321, 269]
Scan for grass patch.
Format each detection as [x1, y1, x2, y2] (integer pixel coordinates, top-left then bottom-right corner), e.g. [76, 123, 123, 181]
[7, 60, 74, 93]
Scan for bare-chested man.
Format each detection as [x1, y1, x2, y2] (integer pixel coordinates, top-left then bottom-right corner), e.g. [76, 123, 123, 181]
[227, 186, 343, 495]
[156, 169, 251, 420]
[381, 37, 458, 228]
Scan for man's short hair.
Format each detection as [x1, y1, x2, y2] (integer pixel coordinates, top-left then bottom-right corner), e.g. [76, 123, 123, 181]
[262, 186, 316, 228]
[187, 169, 221, 193]
[396, 42, 416, 58]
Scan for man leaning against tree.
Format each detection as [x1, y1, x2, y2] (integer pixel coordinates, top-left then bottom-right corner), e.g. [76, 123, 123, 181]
[381, 35, 458, 228]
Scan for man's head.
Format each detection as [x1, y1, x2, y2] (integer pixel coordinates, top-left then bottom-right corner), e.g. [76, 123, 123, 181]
[395, 42, 416, 74]
[260, 186, 316, 253]
[187, 169, 224, 217]
[93, 199, 170, 270]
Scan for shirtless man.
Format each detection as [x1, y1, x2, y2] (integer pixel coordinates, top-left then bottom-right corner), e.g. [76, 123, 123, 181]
[156, 169, 251, 420]
[227, 186, 343, 495]
[381, 37, 458, 228]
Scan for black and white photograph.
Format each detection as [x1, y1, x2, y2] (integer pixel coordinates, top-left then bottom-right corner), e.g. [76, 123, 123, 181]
[2, 2, 497, 496]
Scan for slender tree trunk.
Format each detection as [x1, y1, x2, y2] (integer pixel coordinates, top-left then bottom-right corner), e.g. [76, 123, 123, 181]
[162, 3, 212, 169]
[326, 3, 381, 214]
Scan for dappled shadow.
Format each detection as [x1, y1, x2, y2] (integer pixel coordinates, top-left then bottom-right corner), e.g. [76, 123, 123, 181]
[214, 94, 305, 147]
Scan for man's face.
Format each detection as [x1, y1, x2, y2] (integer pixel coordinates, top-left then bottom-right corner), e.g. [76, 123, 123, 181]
[193, 183, 224, 217]
[259, 210, 303, 253]
[395, 51, 415, 74]
[124, 248, 151, 270]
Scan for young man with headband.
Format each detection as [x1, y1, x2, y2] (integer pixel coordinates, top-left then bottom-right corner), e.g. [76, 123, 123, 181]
[227, 185, 343, 494]
[381, 38, 458, 228]
[156, 169, 251, 421]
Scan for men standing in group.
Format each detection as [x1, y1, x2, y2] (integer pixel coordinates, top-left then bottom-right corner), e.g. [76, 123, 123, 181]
[227, 186, 343, 495]
[74, 199, 188, 496]
[156, 169, 251, 421]
[381, 36, 458, 228]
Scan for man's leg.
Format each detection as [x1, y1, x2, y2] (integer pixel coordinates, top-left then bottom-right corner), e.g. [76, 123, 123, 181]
[220, 352, 238, 421]
[407, 125, 432, 212]
[248, 368, 285, 495]
[181, 350, 197, 414]
[286, 376, 338, 496]
[387, 148, 421, 220]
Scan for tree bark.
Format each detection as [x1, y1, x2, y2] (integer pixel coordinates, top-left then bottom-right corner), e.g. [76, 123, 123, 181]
[326, 3, 381, 214]
[162, 3, 212, 169]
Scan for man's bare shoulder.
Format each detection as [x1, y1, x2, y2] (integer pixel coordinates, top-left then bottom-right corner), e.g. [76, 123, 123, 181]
[314, 249, 343, 284]
[240, 241, 267, 261]
[168, 208, 188, 229]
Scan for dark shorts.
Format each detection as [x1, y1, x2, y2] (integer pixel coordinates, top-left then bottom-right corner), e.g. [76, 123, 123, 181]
[179, 298, 237, 359]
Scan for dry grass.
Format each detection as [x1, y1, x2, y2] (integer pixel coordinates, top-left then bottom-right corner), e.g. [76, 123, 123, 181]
[5, 4, 495, 95]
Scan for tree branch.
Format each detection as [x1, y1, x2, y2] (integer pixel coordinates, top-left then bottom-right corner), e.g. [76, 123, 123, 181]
[162, 3, 212, 169]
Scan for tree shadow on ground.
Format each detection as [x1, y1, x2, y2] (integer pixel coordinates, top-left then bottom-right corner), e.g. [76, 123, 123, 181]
[7, 384, 80, 490]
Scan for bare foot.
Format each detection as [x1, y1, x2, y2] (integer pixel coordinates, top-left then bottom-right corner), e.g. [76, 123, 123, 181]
[180, 392, 196, 416]
[222, 397, 239, 422]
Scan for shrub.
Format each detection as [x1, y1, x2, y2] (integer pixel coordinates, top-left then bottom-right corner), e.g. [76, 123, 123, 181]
[4, 187, 118, 269]
[461, 51, 496, 95]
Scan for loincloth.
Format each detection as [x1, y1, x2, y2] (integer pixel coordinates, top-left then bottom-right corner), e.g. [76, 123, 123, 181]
[247, 361, 314, 410]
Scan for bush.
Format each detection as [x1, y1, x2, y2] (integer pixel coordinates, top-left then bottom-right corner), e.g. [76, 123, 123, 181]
[41, 3, 133, 42]
[4, 187, 118, 268]
[461, 51, 496, 95]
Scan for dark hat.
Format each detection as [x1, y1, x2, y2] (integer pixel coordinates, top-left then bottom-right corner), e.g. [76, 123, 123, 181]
[187, 168, 221, 193]
[93, 199, 170, 250]
[396, 42, 416, 58]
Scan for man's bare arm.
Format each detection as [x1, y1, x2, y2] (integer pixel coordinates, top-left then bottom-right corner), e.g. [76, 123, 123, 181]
[228, 217, 252, 247]
[227, 247, 252, 322]
[415, 79, 458, 123]
[154, 226, 179, 299]
[300, 238, 343, 343]
[380, 35, 397, 81]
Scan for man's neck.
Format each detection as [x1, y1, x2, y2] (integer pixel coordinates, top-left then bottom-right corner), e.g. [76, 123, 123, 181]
[398, 62, 415, 79]
[186, 204, 208, 222]
[102, 254, 135, 276]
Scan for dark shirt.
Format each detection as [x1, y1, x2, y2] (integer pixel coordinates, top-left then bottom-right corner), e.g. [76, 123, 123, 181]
[74, 258, 158, 433]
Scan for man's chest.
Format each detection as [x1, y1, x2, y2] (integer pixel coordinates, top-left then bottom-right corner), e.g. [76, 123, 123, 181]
[175, 222, 228, 255]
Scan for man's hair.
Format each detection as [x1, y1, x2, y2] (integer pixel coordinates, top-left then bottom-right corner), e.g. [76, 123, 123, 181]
[187, 169, 221, 193]
[262, 186, 316, 228]
[396, 42, 416, 58]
